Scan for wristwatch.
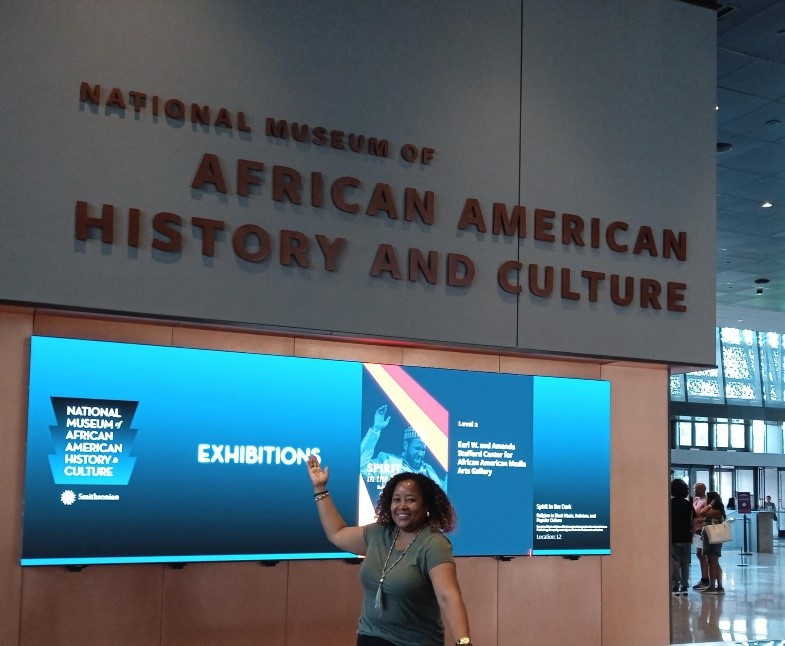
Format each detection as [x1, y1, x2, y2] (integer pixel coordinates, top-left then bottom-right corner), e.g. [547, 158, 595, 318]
[456, 638, 472, 645]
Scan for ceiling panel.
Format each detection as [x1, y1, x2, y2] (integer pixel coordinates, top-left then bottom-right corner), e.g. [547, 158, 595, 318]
[721, 174, 785, 203]
[717, 210, 785, 235]
[717, 268, 763, 283]
[716, 0, 782, 36]
[717, 292, 763, 304]
[717, 230, 785, 253]
[718, 59, 785, 99]
[717, 208, 749, 231]
[717, 47, 757, 77]
[724, 296, 785, 309]
[717, 165, 766, 192]
[716, 87, 770, 124]
[716, 129, 771, 160]
[717, 193, 783, 214]
[718, 2, 785, 63]
[718, 141, 785, 174]
[720, 100, 785, 140]
[720, 254, 785, 274]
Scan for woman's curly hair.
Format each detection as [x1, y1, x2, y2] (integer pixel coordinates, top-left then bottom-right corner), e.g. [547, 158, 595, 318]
[670, 478, 689, 498]
[375, 472, 457, 533]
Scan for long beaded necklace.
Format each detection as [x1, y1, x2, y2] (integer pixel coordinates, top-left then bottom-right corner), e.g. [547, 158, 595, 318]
[374, 526, 423, 612]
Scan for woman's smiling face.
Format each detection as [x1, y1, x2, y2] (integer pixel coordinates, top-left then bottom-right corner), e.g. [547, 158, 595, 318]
[390, 479, 428, 533]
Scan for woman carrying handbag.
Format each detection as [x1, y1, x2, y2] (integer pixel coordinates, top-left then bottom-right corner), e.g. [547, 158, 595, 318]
[698, 491, 727, 595]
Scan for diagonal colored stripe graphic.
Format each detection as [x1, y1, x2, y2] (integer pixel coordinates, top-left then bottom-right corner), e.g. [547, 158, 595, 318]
[364, 363, 448, 469]
[358, 474, 376, 526]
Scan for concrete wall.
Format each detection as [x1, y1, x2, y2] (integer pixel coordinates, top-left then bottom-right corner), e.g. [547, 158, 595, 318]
[0, 0, 716, 365]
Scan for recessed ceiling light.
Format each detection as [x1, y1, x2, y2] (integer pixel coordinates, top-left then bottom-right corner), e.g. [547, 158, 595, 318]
[757, 288, 764, 295]
[762, 201, 773, 208]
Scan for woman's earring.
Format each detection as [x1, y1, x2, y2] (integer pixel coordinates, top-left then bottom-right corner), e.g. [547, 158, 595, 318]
[426, 511, 431, 518]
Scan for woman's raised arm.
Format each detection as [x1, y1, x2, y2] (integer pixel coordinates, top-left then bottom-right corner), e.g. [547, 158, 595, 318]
[306, 454, 367, 555]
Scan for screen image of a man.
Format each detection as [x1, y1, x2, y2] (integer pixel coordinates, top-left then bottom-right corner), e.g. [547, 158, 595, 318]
[361, 404, 446, 492]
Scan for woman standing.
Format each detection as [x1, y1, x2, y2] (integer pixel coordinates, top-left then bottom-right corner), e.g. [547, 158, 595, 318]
[306, 455, 472, 646]
[698, 491, 726, 595]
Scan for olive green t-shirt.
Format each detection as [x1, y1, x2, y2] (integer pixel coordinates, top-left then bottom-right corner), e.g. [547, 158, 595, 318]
[358, 523, 454, 646]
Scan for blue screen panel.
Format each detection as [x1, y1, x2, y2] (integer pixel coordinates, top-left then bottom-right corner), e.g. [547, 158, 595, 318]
[21, 336, 610, 565]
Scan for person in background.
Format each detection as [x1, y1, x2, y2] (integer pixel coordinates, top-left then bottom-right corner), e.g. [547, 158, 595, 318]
[670, 479, 693, 595]
[698, 491, 726, 595]
[692, 482, 710, 590]
[306, 454, 472, 646]
[726, 497, 736, 511]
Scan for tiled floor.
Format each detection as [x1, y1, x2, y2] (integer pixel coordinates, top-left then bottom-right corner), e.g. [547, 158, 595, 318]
[671, 538, 785, 644]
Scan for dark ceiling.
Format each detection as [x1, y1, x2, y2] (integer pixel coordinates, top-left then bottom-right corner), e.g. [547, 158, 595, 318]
[716, 0, 785, 331]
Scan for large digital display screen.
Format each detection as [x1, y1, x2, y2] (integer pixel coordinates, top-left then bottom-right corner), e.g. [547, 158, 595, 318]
[21, 336, 611, 566]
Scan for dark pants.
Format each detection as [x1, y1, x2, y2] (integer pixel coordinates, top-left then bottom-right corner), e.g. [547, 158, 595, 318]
[357, 636, 397, 646]
[671, 542, 691, 588]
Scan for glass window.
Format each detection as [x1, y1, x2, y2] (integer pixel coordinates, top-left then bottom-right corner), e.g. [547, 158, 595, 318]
[671, 466, 689, 488]
[736, 469, 755, 503]
[677, 421, 692, 447]
[730, 420, 746, 449]
[779, 471, 785, 509]
[672, 327, 778, 406]
[724, 346, 752, 380]
[695, 422, 709, 447]
[674, 468, 688, 480]
[752, 419, 766, 453]
[762, 468, 778, 506]
[685, 331, 724, 403]
[716, 419, 729, 448]
[721, 328, 741, 344]
[761, 422, 784, 453]
[760, 331, 785, 407]
[671, 417, 785, 454]
[670, 374, 686, 402]
[722, 328, 762, 405]
[686, 369, 722, 402]
[717, 470, 733, 505]
[695, 469, 710, 492]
